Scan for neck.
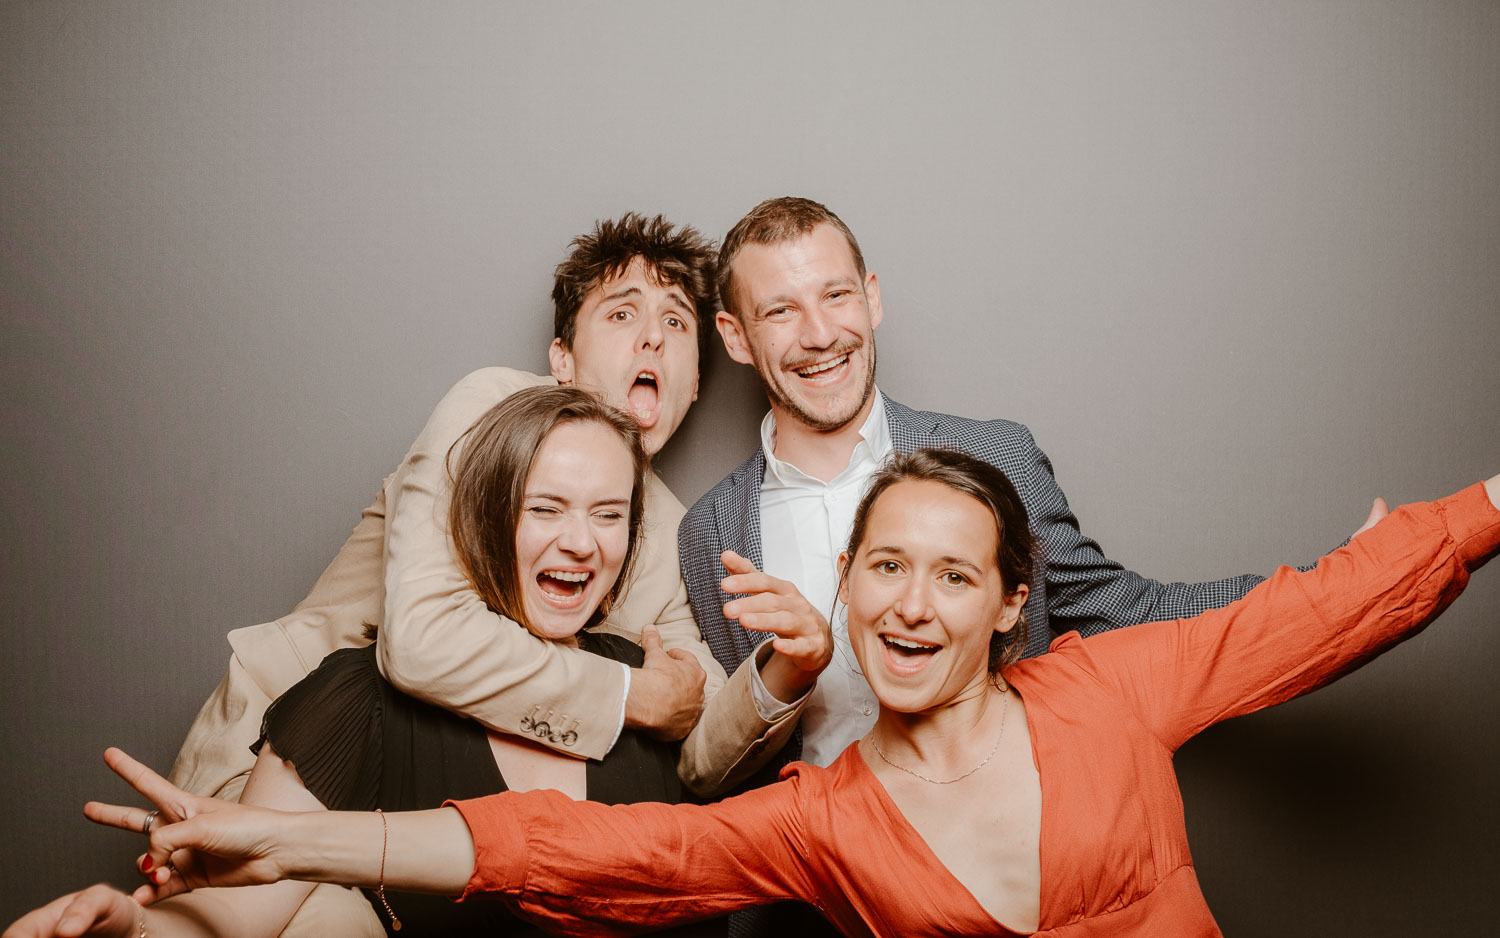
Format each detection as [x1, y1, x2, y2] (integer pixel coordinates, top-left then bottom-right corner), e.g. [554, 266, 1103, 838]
[867, 680, 1009, 777]
[769, 394, 878, 482]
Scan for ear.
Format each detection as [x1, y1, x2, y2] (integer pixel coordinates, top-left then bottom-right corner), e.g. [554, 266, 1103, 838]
[994, 582, 1029, 635]
[691, 369, 700, 402]
[864, 270, 884, 330]
[548, 338, 575, 384]
[715, 310, 755, 366]
[836, 550, 853, 605]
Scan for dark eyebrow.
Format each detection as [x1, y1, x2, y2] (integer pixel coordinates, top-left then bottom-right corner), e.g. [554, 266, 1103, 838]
[599, 285, 642, 304]
[866, 545, 982, 574]
[938, 555, 983, 575]
[526, 492, 632, 510]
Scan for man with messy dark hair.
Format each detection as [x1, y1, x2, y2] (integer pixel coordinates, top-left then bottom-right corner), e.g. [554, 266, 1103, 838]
[169, 212, 728, 936]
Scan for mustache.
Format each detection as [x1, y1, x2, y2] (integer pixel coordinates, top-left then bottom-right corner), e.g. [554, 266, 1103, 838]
[784, 339, 863, 372]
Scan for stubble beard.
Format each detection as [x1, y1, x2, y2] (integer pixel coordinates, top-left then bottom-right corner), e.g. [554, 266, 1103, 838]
[758, 338, 878, 433]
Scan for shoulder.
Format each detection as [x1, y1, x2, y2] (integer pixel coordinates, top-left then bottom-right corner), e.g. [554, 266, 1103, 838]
[884, 396, 1035, 454]
[414, 368, 556, 454]
[683, 449, 762, 529]
[436, 367, 555, 418]
[264, 645, 383, 728]
[643, 470, 686, 528]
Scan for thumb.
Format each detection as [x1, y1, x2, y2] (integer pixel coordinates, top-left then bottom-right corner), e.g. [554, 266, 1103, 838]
[639, 624, 665, 662]
[1353, 497, 1390, 538]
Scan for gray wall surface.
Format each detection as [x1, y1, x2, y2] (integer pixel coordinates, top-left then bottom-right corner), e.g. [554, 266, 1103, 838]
[2, 1, 1497, 932]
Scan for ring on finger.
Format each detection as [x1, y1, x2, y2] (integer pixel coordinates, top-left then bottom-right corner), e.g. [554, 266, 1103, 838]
[142, 809, 159, 836]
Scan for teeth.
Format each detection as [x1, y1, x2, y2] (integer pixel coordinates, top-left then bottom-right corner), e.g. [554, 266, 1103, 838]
[797, 355, 847, 377]
[636, 372, 656, 383]
[543, 570, 590, 583]
[885, 636, 938, 650]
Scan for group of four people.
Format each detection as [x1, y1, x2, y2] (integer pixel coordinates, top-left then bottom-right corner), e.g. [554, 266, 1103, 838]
[7, 198, 1497, 938]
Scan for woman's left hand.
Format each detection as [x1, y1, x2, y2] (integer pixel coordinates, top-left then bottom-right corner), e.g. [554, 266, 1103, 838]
[83, 748, 294, 903]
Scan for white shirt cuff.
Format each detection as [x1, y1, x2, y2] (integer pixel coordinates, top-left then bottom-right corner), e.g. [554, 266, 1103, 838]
[607, 660, 630, 752]
[748, 642, 803, 721]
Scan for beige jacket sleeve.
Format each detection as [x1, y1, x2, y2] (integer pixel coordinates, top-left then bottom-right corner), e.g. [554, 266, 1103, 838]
[678, 641, 808, 797]
[376, 367, 724, 760]
[169, 493, 388, 798]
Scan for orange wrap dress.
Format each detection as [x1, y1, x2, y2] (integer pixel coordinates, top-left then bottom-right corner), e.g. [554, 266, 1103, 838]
[450, 485, 1500, 937]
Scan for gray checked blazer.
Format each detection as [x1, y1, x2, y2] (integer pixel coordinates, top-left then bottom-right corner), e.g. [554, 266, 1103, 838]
[679, 394, 1266, 721]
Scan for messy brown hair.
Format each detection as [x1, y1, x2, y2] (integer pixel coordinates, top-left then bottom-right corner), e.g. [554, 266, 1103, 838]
[551, 212, 717, 359]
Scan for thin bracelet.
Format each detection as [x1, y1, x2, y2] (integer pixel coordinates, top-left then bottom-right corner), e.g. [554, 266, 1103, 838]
[375, 809, 402, 931]
[129, 897, 146, 938]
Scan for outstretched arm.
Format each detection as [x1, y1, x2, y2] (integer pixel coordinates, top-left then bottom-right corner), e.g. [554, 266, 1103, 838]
[1085, 475, 1500, 751]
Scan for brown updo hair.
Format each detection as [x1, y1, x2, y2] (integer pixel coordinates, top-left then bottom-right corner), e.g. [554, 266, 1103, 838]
[446, 385, 648, 637]
[841, 448, 1035, 675]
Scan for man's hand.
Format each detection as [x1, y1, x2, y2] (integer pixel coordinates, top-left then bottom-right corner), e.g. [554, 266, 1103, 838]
[624, 625, 707, 740]
[720, 550, 832, 703]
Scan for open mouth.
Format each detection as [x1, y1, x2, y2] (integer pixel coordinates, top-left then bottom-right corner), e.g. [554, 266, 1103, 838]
[537, 569, 593, 606]
[794, 353, 850, 383]
[626, 370, 661, 426]
[882, 634, 941, 658]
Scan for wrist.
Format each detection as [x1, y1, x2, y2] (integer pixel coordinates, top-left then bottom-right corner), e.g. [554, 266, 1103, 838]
[759, 648, 821, 702]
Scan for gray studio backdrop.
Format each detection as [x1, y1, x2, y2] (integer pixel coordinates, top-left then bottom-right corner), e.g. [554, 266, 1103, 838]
[2, 2, 1497, 932]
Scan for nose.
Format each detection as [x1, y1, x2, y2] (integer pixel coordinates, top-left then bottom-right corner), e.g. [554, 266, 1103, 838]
[637, 312, 664, 352]
[800, 306, 838, 350]
[893, 578, 933, 625]
[556, 513, 596, 557]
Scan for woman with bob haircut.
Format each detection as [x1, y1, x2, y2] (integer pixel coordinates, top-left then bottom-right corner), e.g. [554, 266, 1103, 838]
[8, 385, 722, 938]
[10, 450, 1500, 937]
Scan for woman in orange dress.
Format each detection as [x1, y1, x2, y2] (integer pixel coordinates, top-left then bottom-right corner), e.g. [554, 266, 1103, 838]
[9, 450, 1499, 938]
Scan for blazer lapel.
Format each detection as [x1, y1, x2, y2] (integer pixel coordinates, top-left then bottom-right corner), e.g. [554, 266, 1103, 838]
[711, 450, 767, 664]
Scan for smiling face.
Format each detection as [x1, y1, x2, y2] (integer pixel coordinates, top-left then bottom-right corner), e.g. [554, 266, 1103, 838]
[839, 479, 1029, 714]
[550, 257, 701, 455]
[515, 419, 636, 642]
[716, 223, 883, 433]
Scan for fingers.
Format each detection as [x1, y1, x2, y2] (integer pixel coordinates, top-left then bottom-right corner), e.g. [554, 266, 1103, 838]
[665, 648, 707, 680]
[45, 885, 135, 938]
[720, 550, 756, 577]
[1352, 497, 1391, 538]
[2, 890, 78, 938]
[83, 801, 154, 835]
[101, 749, 188, 817]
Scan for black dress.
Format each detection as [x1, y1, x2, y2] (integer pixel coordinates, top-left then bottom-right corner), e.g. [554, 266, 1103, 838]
[255, 633, 725, 937]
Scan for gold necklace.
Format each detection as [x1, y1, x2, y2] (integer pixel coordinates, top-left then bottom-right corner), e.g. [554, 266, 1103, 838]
[868, 692, 1009, 785]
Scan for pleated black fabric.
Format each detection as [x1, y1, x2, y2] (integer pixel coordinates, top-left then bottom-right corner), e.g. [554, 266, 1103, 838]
[256, 634, 724, 937]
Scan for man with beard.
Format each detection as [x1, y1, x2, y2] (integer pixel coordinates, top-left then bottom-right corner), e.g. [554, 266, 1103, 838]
[679, 196, 1318, 796]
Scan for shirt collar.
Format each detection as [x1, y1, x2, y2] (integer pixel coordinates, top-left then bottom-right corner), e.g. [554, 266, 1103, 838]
[760, 389, 891, 489]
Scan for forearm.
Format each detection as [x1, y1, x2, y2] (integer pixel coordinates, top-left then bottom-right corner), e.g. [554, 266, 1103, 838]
[679, 647, 806, 797]
[281, 807, 475, 895]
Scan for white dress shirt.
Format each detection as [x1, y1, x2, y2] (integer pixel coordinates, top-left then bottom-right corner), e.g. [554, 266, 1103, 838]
[750, 392, 892, 766]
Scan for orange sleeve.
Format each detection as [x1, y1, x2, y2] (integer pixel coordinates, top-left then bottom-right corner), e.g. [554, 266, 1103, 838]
[447, 773, 824, 936]
[1076, 483, 1500, 752]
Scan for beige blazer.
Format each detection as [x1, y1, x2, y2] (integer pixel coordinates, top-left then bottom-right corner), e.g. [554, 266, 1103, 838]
[168, 367, 727, 803]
